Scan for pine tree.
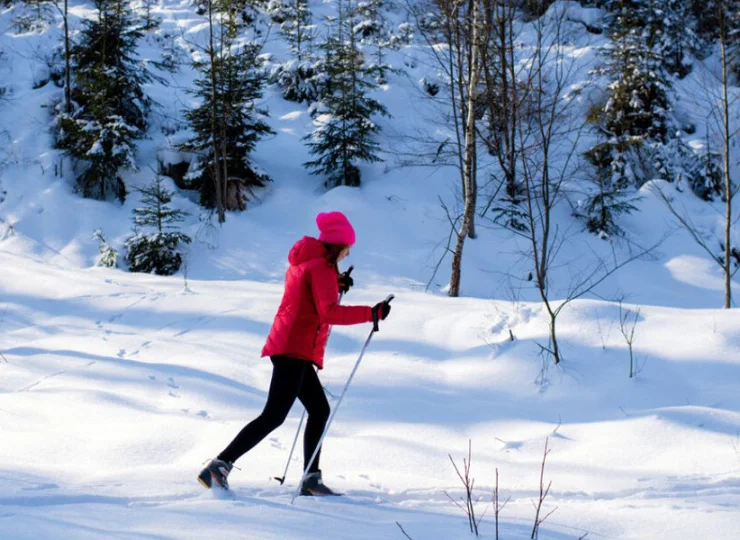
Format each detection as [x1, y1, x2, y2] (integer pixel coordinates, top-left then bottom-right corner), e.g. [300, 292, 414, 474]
[583, 0, 673, 235]
[57, 0, 150, 202]
[353, 0, 398, 83]
[135, 0, 161, 31]
[646, 0, 696, 77]
[181, 2, 273, 212]
[601, 1, 672, 143]
[692, 0, 740, 40]
[693, 1, 740, 74]
[267, 0, 324, 102]
[280, 0, 315, 62]
[304, 0, 389, 188]
[124, 176, 191, 276]
[11, 0, 54, 33]
[598, 0, 702, 76]
[583, 143, 641, 237]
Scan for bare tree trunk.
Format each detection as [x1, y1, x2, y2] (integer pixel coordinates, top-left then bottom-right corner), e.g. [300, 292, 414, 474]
[489, 0, 517, 195]
[207, 0, 225, 223]
[652, 2, 736, 309]
[219, 0, 231, 215]
[503, 0, 518, 198]
[449, 0, 479, 297]
[469, 139, 477, 238]
[445, 1, 465, 191]
[720, 18, 732, 309]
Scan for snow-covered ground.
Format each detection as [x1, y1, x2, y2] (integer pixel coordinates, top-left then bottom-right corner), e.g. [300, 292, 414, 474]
[1, 1, 739, 539]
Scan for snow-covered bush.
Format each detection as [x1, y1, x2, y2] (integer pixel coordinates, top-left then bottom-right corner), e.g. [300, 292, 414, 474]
[124, 232, 190, 275]
[93, 228, 118, 268]
[268, 59, 324, 103]
[124, 176, 191, 276]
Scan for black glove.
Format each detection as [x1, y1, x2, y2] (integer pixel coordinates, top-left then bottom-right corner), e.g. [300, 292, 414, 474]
[338, 266, 354, 295]
[371, 301, 391, 324]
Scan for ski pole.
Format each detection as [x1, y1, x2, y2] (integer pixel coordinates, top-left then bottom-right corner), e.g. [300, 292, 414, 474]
[273, 267, 353, 485]
[273, 407, 306, 485]
[291, 294, 394, 504]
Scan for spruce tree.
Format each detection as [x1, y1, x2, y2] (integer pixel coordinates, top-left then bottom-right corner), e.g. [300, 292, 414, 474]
[354, 0, 399, 83]
[692, 0, 740, 41]
[693, 1, 740, 74]
[600, 1, 672, 143]
[280, 0, 315, 62]
[303, 0, 389, 188]
[584, 0, 672, 236]
[268, 0, 324, 102]
[124, 176, 191, 276]
[599, 0, 702, 76]
[57, 0, 150, 202]
[645, 0, 696, 77]
[181, 2, 273, 212]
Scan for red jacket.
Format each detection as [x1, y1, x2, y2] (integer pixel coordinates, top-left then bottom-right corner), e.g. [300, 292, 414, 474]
[261, 237, 373, 369]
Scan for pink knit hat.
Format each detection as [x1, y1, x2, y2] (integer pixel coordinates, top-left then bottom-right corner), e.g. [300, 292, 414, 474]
[316, 211, 356, 246]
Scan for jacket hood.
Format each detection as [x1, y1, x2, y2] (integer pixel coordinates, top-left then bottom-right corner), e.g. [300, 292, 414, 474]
[288, 236, 327, 266]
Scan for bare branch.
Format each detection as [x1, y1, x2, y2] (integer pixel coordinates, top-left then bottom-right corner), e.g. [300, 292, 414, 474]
[396, 522, 414, 540]
[530, 437, 555, 539]
[650, 183, 723, 265]
[427, 196, 460, 291]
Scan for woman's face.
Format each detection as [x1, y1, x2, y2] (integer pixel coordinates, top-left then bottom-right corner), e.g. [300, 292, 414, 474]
[337, 245, 351, 263]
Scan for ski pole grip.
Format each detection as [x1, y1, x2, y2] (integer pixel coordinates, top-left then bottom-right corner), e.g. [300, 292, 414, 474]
[372, 294, 395, 332]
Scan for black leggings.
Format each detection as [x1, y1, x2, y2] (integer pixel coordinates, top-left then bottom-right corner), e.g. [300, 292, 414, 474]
[218, 356, 330, 473]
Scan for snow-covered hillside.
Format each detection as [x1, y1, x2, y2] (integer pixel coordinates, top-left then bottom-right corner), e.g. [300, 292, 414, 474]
[1, 1, 739, 539]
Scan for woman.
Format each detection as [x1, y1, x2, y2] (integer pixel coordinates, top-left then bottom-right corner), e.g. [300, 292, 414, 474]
[198, 211, 392, 495]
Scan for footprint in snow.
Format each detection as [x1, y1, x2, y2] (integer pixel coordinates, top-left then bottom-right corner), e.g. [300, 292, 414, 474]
[496, 439, 523, 451]
[196, 410, 208, 418]
[117, 349, 126, 358]
[166, 377, 179, 389]
[268, 437, 284, 450]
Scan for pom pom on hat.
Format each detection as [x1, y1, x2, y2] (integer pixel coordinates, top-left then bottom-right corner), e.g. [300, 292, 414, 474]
[316, 211, 356, 246]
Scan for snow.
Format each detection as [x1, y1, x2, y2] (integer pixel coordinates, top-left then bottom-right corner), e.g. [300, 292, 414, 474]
[1, 1, 739, 540]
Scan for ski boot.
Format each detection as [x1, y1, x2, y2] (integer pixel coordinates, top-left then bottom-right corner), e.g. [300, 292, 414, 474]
[197, 458, 233, 490]
[300, 470, 341, 496]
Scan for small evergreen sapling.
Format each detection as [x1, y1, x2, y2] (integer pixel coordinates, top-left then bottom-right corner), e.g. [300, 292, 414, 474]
[93, 228, 118, 268]
[124, 176, 191, 276]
